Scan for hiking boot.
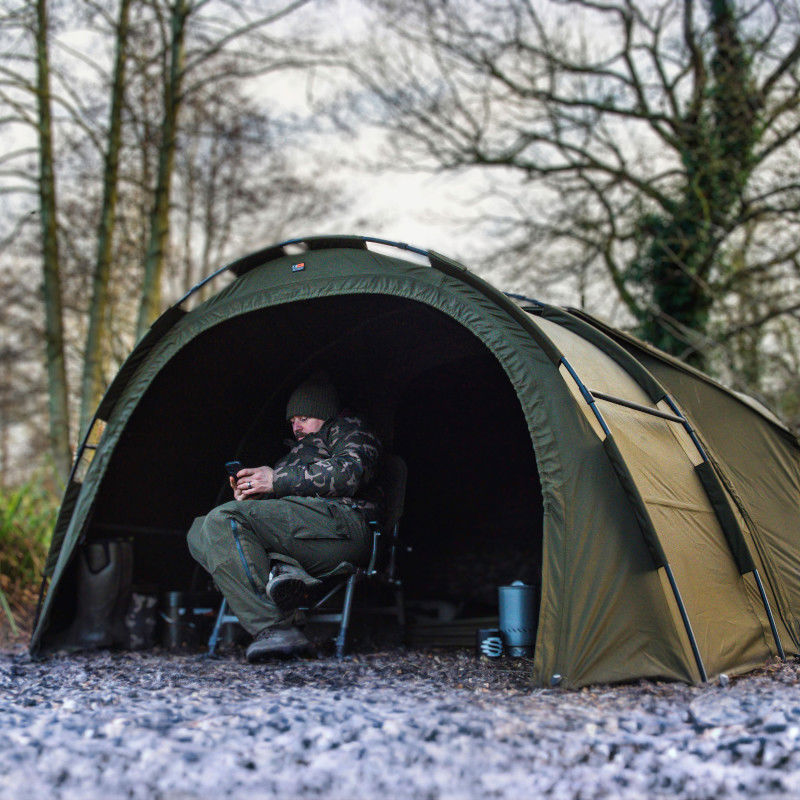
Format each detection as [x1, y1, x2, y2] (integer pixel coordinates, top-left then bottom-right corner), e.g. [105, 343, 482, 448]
[245, 625, 312, 662]
[266, 564, 322, 611]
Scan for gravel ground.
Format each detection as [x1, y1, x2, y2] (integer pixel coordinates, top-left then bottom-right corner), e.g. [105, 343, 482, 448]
[2, 644, 800, 800]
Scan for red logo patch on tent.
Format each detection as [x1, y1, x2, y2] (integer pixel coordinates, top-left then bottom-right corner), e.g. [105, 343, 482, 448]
[291, 262, 305, 272]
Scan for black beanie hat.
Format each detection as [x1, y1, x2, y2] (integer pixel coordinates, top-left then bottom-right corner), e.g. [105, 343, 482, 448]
[285, 371, 340, 421]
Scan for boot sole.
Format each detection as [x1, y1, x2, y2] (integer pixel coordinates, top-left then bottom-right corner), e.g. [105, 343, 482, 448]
[267, 574, 321, 611]
[246, 641, 311, 662]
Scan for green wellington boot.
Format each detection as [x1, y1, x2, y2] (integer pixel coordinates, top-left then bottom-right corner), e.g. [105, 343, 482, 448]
[65, 540, 133, 649]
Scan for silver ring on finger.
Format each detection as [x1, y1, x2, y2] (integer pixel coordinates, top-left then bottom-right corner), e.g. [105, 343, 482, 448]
[248, 482, 252, 489]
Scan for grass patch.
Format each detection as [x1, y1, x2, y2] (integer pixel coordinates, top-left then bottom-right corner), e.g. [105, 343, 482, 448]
[0, 480, 59, 639]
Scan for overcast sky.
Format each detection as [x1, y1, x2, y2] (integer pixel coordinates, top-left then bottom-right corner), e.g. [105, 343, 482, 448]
[240, 0, 491, 269]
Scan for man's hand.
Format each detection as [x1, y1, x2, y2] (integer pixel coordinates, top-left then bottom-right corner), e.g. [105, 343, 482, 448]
[231, 466, 274, 500]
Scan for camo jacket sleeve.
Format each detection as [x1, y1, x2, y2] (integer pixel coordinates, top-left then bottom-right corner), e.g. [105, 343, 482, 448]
[271, 415, 382, 500]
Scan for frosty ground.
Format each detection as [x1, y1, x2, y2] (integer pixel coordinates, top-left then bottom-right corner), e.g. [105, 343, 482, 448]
[2, 644, 800, 800]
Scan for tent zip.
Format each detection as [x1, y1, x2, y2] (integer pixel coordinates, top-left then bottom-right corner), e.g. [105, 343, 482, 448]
[230, 520, 260, 594]
[560, 356, 708, 683]
[582, 377, 785, 661]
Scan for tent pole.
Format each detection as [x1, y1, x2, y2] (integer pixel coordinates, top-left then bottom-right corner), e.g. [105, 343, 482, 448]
[664, 563, 708, 683]
[590, 391, 684, 423]
[559, 358, 611, 437]
[662, 395, 786, 661]
[754, 569, 786, 660]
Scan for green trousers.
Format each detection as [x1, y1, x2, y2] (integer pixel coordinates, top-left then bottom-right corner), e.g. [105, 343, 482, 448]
[187, 496, 371, 635]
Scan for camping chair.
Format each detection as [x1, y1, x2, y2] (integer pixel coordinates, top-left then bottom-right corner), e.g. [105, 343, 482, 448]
[207, 454, 407, 657]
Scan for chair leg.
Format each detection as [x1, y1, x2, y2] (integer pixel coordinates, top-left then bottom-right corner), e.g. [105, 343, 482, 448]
[208, 598, 227, 656]
[335, 573, 359, 658]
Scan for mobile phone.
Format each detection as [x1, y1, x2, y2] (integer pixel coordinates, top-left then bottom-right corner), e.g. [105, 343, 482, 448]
[225, 460, 243, 477]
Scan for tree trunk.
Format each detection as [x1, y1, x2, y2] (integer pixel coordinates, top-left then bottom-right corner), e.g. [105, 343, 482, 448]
[35, 0, 71, 482]
[135, 0, 188, 339]
[79, 0, 132, 437]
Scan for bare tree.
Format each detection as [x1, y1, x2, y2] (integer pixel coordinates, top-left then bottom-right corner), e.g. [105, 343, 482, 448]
[347, 0, 800, 378]
[134, 0, 188, 338]
[0, 264, 47, 486]
[34, 0, 71, 480]
[171, 82, 342, 300]
[78, 0, 132, 435]
[0, 0, 349, 478]
[134, 0, 316, 339]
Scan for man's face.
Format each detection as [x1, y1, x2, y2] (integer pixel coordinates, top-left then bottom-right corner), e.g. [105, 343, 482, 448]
[291, 415, 325, 439]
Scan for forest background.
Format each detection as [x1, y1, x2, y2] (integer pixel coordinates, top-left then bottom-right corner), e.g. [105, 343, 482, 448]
[1, 0, 799, 628]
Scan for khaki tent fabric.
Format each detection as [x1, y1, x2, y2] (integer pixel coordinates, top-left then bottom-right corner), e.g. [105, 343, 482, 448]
[637, 364, 800, 640]
[529, 315, 780, 682]
[567, 310, 800, 656]
[31, 237, 800, 687]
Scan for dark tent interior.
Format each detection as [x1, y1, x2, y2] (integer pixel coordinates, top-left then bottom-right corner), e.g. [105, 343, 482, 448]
[49, 294, 544, 645]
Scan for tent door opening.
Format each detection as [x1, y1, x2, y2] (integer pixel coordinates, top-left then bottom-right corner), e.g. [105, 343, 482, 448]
[46, 293, 545, 653]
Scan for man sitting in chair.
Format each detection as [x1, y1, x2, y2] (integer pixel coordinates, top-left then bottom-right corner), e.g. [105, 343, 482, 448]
[188, 371, 382, 662]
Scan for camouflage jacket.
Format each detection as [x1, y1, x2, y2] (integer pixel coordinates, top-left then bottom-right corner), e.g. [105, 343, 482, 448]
[272, 415, 383, 518]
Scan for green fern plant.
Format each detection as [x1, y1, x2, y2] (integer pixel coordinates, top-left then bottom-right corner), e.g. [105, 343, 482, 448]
[0, 481, 58, 634]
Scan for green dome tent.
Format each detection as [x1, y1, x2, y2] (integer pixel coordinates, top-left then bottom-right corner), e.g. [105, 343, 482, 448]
[31, 235, 800, 687]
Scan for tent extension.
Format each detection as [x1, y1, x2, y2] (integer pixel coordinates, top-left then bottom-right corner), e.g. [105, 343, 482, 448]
[31, 235, 800, 687]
